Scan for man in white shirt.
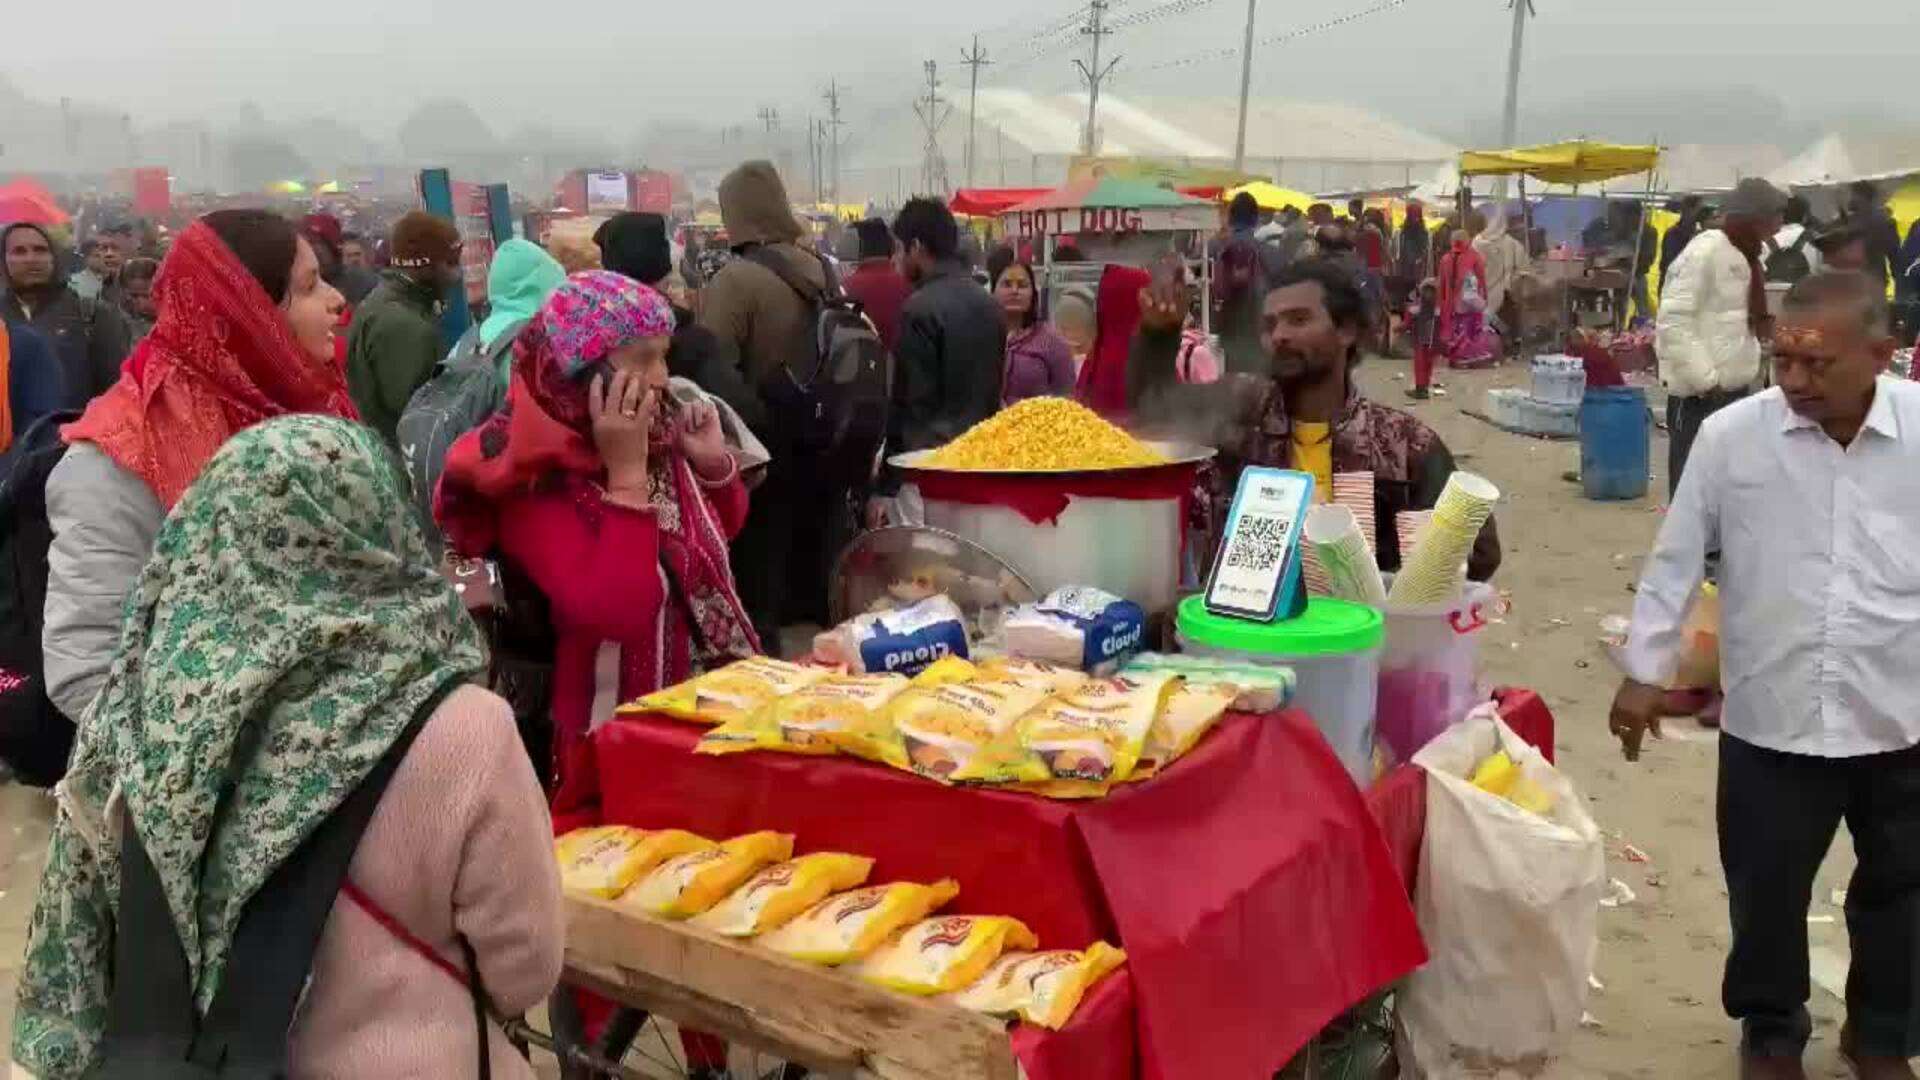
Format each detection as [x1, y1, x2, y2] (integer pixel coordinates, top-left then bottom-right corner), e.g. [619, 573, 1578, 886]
[1611, 272, 1918, 1080]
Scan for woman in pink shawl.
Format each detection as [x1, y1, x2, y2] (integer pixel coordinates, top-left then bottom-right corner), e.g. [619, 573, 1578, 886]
[1436, 228, 1499, 368]
[437, 271, 757, 829]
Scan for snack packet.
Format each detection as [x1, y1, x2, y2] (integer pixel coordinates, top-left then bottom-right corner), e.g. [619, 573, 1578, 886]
[976, 657, 1089, 695]
[555, 827, 715, 899]
[621, 831, 794, 919]
[1122, 653, 1295, 712]
[890, 678, 1052, 781]
[760, 879, 960, 965]
[965, 672, 1179, 786]
[856, 915, 1040, 996]
[697, 673, 912, 757]
[691, 852, 875, 937]
[621, 658, 830, 726]
[1002, 587, 1147, 674]
[947, 942, 1128, 1029]
[831, 658, 980, 764]
[1131, 683, 1238, 781]
[813, 595, 970, 676]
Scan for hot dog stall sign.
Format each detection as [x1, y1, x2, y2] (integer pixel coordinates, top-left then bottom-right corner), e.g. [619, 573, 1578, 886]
[1001, 176, 1220, 239]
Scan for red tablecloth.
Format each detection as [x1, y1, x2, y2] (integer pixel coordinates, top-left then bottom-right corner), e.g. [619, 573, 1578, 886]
[594, 708, 1425, 1080]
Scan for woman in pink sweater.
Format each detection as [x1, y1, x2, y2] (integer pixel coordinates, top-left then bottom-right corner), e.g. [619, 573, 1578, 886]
[11, 416, 561, 1080]
[438, 272, 757, 833]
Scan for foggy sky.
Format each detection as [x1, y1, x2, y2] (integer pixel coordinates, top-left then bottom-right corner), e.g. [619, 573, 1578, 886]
[6, 0, 1914, 144]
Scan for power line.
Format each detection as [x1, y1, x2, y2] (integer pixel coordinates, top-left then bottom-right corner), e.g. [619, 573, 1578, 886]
[1104, 0, 1225, 32]
[913, 61, 953, 195]
[1074, 0, 1120, 155]
[1132, 0, 1413, 73]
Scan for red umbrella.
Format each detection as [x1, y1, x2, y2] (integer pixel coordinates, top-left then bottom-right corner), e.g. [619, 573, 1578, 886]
[0, 185, 69, 227]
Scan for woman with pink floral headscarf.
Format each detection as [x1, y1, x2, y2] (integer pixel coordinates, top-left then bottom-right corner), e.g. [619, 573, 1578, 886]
[437, 271, 757, 829]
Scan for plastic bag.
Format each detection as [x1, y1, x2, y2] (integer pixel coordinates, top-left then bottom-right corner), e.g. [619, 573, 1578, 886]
[888, 678, 1052, 781]
[813, 594, 970, 676]
[697, 673, 912, 757]
[1121, 652, 1295, 712]
[976, 657, 1089, 695]
[947, 942, 1128, 1029]
[760, 879, 960, 965]
[1131, 683, 1238, 780]
[991, 671, 1180, 786]
[555, 827, 714, 899]
[1598, 582, 1719, 690]
[622, 657, 831, 726]
[620, 831, 795, 919]
[854, 915, 1039, 995]
[1002, 586, 1147, 674]
[691, 852, 875, 937]
[1397, 706, 1603, 1078]
[831, 658, 980, 765]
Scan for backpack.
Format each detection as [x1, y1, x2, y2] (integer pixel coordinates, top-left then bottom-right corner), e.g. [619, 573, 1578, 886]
[1765, 229, 1813, 285]
[0, 410, 81, 786]
[91, 677, 500, 1079]
[1215, 236, 1269, 305]
[744, 247, 892, 486]
[396, 323, 518, 544]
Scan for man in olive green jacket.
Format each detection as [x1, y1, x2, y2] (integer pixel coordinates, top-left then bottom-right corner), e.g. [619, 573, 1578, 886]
[346, 212, 462, 446]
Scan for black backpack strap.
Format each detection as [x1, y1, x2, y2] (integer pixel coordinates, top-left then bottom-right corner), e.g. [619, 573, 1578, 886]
[93, 675, 466, 1077]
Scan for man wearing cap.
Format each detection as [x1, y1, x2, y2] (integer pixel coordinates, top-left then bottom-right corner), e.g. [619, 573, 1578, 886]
[1, 222, 133, 408]
[346, 211, 462, 447]
[1613, 272, 1920, 1080]
[839, 218, 910, 353]
[1655, 177, 1788, 497]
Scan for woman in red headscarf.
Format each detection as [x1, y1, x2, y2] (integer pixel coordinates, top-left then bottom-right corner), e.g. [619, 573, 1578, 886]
[1074, 262, 1154, 418]
[41, 209, 355, 733]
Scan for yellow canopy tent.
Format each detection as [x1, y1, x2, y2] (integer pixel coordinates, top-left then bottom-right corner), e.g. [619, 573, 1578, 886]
[1890, 178, 1920, 241]
[1225, 181, 1316, 214]
[268, 179, 307, 195]
[1459, 141, 1662, 186]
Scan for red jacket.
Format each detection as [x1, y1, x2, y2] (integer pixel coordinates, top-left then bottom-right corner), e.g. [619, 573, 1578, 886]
[841, 259, 912, 353]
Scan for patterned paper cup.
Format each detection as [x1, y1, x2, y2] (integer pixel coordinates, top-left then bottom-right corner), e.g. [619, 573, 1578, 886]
[1387, 472, 1499, 606]
[1305, 504, 1388, 607]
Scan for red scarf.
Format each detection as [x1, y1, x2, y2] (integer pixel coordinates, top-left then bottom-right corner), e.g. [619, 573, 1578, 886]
[62, 220, 357, 507]
[1075, 263, 1152, 418]
[436, 318, 758, 694]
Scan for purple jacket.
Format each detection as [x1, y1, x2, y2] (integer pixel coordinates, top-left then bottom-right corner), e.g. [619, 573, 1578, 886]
[1001, 323, 1075, 405]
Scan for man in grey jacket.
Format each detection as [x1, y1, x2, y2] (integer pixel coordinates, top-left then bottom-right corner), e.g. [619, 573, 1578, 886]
[2, 222, 134, 407]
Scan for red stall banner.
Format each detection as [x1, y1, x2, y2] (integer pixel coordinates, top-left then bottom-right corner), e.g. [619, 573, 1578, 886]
[631, 170, 673, 214]
[132, 167, 171, 217]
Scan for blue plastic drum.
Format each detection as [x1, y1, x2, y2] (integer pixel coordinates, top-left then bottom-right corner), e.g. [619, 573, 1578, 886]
[1579, 386, 1651, 501]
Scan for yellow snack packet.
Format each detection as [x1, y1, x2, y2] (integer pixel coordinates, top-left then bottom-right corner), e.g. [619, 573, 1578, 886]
[828, 659, 977, 764]
[555, 827, 715, 899]
[969, 672, 1179, 786]
[855, 915, 1040, 996]
[622, 657, 831, 726]
[691, 853, 875, 937]
[976, 657, 1089, 695]
[1131, 683, 1237, 781]
[889, 679, 1052, 781]
[703, 674, 914, 757]
[947, 942, 1128, 1029]
[621, 831, 795, 919]
[759, 879, 960, 965]
[1469, 751, 1518, 797]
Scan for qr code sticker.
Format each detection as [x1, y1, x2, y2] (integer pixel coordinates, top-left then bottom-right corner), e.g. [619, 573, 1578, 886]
[1223, 514, 1293, 572]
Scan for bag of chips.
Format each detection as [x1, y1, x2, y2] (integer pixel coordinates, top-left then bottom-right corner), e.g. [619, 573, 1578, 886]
[691, 852, 876, 937]
[975, 657, 1089, 696]
[856, 915, 1040, 996]
[1012, 672, 1180, 786]
[889, 678, 1052, 782]
[1003, 587, 1148, 674]
[813, 594, 970, 676]
[1122, 653, 1295, 712]
[947, 942, 1129, 1029]
[698, 674, 913, 757]
[555, 827, 715, 899]
[1131, 683, 1238, 780]
[759, 879, 961, 965]
[829, 658, 980, 765]
[621, 658, 831, 726]
[620, 831, 795, 919]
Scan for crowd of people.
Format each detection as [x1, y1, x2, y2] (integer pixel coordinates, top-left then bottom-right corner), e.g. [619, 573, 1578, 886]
[4, 150, 1920, 1079]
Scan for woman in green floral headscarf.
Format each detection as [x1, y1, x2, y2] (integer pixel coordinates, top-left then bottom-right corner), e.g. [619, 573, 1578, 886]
[13, 415, 563, 1079]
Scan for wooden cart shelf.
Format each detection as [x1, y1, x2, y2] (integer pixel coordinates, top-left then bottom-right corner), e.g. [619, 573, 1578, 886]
[564, 893, 1022, 1080]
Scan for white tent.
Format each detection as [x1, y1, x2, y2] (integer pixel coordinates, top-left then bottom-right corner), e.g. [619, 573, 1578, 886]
[1770, 133, 1920, 187]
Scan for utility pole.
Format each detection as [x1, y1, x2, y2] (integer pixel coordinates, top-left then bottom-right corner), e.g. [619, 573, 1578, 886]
[757, 105, 779, 133]
[1497, 0, 1534, 196]
[960, 35, 992, 188]
[913, 61, 953, 196]
[823, 81, 846, 207]
[1075, 0, 1120, 158]
[1232, 0, 1258, 171]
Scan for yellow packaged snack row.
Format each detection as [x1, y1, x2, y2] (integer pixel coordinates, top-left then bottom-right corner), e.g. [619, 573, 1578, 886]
[890, 678, 1052, 781]
[1130, 683, 1238, 781]
[976, 657, 1088, 695]
[947, 942, 1128, 1029]
[959, 672, 1179, 786]
[555, 827, 715, 899]
[621, 657, 831, 726]
[620, 831, 794, 919]
[698, 674, 912, 757]
[856, 915, 1039, 996]
[760, 879, 960, 965]
[691, 853, 875, 937]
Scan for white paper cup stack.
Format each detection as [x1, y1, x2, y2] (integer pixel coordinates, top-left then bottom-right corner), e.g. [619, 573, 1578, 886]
[1396, 510, 1434, 560]
[1304, 504, 1389, 607]
[1386, 472, 1500, 606]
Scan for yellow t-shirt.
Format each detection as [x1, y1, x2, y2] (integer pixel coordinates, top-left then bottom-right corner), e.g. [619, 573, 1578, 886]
[1292, 423, 1334, 502]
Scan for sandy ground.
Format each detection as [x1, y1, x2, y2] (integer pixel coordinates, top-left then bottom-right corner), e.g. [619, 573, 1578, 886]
[0, 357, 1875, 1078]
